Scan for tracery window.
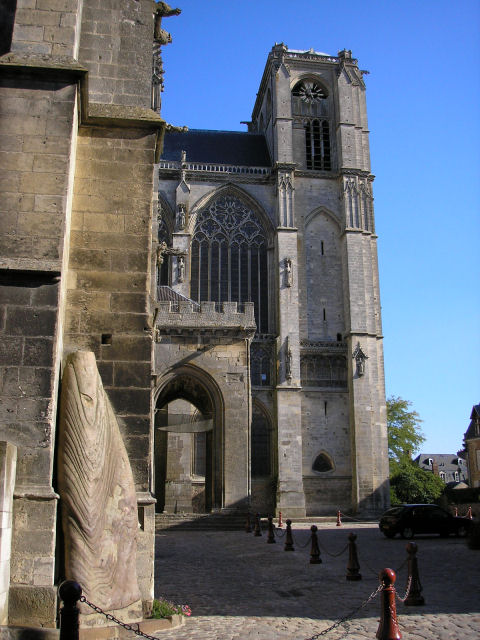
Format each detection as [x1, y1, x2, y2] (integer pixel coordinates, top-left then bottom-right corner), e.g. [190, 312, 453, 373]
[251, 342, 273, 386]
[190, 194, 269, 333]
[300, 354, 347, 387]
[292, 80, 331, 171]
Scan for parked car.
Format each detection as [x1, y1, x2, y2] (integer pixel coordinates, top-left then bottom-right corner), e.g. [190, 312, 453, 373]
[379, 504, 472, 539]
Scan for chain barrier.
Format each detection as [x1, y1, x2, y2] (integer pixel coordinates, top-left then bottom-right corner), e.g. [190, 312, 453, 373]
[274, 527, 287, 538]
[303, 583, 384, 639]
[395, 575, 413, 603]
[290, 532, 312, 549]
[79, 596, 162, 639]
[357, 551, 408, 579]
[317, 541, 349, 558]
[338, 511, 374, 524]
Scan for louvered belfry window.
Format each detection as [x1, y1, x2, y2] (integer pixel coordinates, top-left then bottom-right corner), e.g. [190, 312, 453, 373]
[191, 194, 269, 333]
[292, 80, 331, 171]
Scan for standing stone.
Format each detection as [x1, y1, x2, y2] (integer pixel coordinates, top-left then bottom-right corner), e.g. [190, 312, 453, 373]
[58, 351, 141, 614]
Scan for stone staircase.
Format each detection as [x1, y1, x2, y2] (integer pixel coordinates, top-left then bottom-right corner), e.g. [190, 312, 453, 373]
[155, 512, 248, 531]
[155, 513, 339, 532]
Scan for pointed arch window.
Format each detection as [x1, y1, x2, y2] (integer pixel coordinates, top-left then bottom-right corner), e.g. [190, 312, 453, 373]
[292, 80, 332, 171]
[191, 194, 269, 333]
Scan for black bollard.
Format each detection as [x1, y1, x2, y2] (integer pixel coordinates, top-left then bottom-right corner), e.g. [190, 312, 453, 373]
[267, 515, 276, 543]
[254, 512, 262, 536]
[284, 519, 294, 551]
[245, 512, 252, 533]
[404, 542, 424, 606]
[346, 532, 362, 581]
[309, 525, 321, 564]
[59, 580, 82, 640]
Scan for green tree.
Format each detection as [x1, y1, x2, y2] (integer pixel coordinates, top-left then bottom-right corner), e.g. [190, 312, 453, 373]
[387, 396, 425, 465]
[390, 462, 446, 505]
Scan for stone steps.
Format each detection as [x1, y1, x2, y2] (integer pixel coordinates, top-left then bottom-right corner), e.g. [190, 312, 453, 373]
[155, 513, 340, 532]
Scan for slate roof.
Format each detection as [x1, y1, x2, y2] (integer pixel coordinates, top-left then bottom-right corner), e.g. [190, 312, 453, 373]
[465, 404, 480, 439]
[161, 129, 271, 166]
[413, 453, 468, 483]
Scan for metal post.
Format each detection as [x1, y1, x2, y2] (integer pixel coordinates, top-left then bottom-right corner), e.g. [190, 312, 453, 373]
[336, 510, 342, 527]
[404, 542, 424, 606]
[346, 532, 362, 581]
[309, 525, 321, 564]
[376, 568, 402, 640]
[284, 519, 294, 551]
[267, 515, 276, 543]
[245, 512, 252, 533]
[59, 580, 82, 640]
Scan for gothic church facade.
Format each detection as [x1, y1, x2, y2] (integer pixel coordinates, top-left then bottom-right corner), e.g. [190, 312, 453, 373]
[154, 44, 389, 519]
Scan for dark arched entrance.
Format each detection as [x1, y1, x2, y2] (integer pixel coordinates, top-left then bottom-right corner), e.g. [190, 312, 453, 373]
[154, 366, 224, 513]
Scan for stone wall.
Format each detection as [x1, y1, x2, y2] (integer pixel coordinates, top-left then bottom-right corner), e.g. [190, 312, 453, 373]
[0, 442, 16, 625]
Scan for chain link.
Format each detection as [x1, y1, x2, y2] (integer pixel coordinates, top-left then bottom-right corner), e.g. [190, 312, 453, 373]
[317, 541, 349, 558]
[395, 574, 413, 603]
[274, 527, 287, 538]
[291, 532, 312, 549]
[303, 583, 384, 639]
[79, 596, 163, 639]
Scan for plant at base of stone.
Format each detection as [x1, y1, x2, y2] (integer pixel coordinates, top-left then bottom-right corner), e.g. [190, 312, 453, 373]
[151, 598, 192, 618]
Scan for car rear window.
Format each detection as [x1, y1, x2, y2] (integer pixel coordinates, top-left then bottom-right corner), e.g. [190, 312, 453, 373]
[382, 507, 405, 516]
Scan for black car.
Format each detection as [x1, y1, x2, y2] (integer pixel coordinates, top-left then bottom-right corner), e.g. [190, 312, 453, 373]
[379, 504, 472, 539]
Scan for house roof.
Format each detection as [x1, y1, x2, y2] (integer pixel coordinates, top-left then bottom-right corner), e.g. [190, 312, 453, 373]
[161, 129, 271, 167]
[413, 453, 468, 482]
[465, 404, 480, 440]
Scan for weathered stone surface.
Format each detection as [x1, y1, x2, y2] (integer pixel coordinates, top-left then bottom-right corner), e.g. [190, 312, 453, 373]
[58, 351, 141, 614]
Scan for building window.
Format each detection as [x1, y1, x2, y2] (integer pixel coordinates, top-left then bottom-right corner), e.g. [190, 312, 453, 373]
[292, 80, 331, 171]
[191, 194, 269, 333]
[305, 119, 331, 170]
[439, 471, 446, 481]
[312, 452, 334, 473]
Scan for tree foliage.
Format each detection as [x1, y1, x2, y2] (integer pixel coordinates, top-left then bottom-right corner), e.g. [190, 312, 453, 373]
[387, 396, 425, 464]
[390, 462, 446, 505]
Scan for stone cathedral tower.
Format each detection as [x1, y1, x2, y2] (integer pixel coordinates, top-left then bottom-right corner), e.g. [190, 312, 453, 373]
[155, 44, 390, 518]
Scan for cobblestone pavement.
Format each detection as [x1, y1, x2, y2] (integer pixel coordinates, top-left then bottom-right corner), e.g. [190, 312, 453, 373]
[153, 522, 480, 640]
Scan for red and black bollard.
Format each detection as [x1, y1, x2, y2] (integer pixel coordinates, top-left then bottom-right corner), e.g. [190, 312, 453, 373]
[254, 512, 262, 536]
[278, 511, 283, 528]
[346, 532, 362, 581]
[309, 525, 321, 564]
[267, 515, 276, 544]
[404, 542, 424, 606]
[59, 580, 82, 640]
[284, 519, 294, 551]
[336, 510, 342, 527]
[245, 512, 252, 533]
[376, 568, 402, 640]
[466, 506, 473, 519]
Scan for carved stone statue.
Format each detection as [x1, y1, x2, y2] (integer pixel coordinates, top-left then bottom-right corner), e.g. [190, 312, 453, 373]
[177, 256, 185, 282]
[285, 257, 293, 287]
[352, 342, 368, 377]
[154, 1, 181, 44]
[57, 351, 141, 613]
[176, 204, 186, 231]
[156, 241, 168, 267]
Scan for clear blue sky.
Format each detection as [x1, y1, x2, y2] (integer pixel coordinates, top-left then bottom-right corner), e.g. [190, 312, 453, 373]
[160, 0, 480, 455]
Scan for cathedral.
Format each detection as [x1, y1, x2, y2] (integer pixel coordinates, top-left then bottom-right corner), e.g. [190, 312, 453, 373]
[154, 44, 390, 519]
[0, 1, 389, 629]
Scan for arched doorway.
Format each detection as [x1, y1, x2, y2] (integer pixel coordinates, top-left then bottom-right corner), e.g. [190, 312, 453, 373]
[154, 366, 224, 514]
